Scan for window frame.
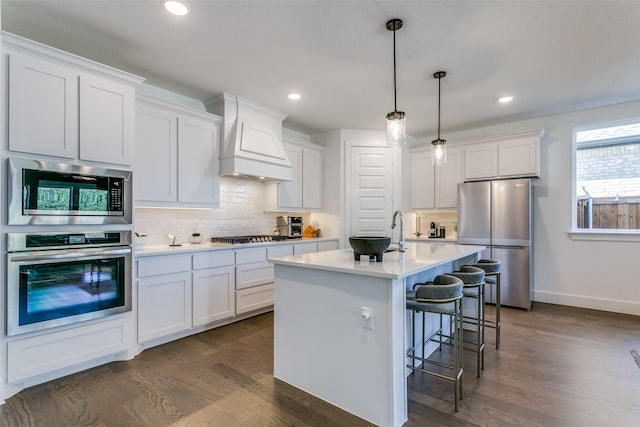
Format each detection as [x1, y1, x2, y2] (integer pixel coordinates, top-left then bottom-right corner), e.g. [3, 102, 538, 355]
[570, 117, 640, 242]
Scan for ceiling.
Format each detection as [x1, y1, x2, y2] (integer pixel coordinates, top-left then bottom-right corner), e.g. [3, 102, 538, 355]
[3, 1, 640, 139]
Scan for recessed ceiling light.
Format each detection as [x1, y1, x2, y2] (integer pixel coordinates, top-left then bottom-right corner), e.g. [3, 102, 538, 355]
[498, 96, 514, 103]
[288, 93, 301, 101]
[164, 0, 189, 16]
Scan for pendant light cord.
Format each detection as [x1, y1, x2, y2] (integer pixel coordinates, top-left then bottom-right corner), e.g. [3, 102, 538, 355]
[393, 27, 397, 112]
[437, 74, 441, 139]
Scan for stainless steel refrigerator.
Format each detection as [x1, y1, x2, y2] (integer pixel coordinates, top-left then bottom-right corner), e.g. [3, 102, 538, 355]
[457, 178, 533, 310]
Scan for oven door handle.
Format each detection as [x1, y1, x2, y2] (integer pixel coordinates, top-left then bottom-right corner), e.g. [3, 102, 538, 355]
[10, 247, 132, 262]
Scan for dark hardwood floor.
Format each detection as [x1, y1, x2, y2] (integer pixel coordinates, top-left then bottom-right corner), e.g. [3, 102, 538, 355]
[1, 303, 639, 426]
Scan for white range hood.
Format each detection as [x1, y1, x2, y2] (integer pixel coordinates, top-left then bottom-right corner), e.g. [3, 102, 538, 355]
[206, 93, 292, 181]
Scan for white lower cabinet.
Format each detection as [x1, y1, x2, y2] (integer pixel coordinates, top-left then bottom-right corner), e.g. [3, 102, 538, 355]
[293, 241, 318, 255]
[138, 271, 192, 343]
[317, 240, 339, 252]
[137, 250, 236, 343]
[192, 250, 235, 325]
[7, 317, 130, 383]
[235, 247, 275, 315]
[192, 266, 235, 326]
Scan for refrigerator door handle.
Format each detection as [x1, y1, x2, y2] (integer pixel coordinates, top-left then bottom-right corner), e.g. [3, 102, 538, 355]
[492, 245, 527, 250]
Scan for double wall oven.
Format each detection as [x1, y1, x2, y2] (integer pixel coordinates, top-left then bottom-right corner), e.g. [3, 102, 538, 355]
[5, 158, 133, 336]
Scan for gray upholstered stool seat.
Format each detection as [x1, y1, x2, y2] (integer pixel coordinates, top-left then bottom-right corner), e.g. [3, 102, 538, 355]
[406, 274, 464, 411]
[473, 259, 502, 349]
[450, 266, 485, 378]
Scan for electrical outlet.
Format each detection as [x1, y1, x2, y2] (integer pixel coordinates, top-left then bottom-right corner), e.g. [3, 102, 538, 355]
[361, 307, 373, 330]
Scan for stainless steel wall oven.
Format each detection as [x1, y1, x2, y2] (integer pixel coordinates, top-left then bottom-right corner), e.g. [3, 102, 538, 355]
[8, 157, 132, 225]
[7, 231, 132, 336]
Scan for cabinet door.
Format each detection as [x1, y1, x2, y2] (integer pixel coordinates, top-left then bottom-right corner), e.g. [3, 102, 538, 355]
[435, 147, 463, 209]
[8, 52, 78, 158]
[317, 240, 339, 252]
[498, 137, 538, 177]
[293, 242, 317, 255]
[302, 147, 323, 209]
[410, 150, 435, 209]
[138, 272, 192, 342]
[278, 144, 303, 209]
[464, 143, 497, 181]
[177, 115, 220, 205]
[79, 74, 135, 165]
[193, 266, 235, 326]
[135, 103, 178, 203]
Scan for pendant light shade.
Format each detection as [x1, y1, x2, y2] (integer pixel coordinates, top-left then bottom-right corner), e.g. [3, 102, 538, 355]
[432, 71, 447, 165]
[386, 19, 406, 146]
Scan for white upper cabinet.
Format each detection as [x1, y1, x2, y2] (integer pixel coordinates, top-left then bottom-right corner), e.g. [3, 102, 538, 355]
[79, 74, 135, 165]
[411, 146, 462, 210]
[8, 52, 78, 158]
[463, 130, 544, 181]
[135, 95, 221, 207]
[4, 32, 143, 164]
[264, 134, 323, 211]
[177, 115, 220, 205]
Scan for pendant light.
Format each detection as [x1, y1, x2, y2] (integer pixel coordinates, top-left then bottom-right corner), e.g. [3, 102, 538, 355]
[432, 71, 447, 165]
[386, 18, 405, 146]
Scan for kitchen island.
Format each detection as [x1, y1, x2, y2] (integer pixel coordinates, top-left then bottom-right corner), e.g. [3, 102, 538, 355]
[270, 242, 485, 427]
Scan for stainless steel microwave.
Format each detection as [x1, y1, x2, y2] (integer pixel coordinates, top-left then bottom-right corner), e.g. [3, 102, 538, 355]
[8, 158, 132, 225]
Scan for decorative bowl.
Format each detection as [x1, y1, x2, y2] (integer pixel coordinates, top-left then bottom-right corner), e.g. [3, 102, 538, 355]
[349, 236, 391, 262]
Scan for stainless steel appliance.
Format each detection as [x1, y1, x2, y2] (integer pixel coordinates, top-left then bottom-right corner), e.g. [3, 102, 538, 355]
[212, 235, 290, 244]
[8, 157, 132, 225]
[277, 216, 302, 238]
[7, 230, 132, 336]
[457, 178, 533, 309]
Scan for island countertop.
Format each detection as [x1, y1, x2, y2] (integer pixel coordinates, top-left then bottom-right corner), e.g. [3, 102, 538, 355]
[269, 242, 486, 279]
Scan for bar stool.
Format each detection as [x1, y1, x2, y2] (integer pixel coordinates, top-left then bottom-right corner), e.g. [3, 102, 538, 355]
[450, 266, 485, 378]
[474, 259, 502, 349]
[406, 274, 464, 411]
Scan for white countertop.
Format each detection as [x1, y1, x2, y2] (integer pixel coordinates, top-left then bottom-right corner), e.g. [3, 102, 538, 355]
[269, 242, 485, 280]
[134, 237, 338, 257]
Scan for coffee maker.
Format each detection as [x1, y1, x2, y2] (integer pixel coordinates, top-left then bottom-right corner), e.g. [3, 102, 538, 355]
[277, 216, 303, 238]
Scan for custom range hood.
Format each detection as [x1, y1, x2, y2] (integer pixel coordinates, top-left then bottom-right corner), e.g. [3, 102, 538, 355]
[206, 93, 292, 181]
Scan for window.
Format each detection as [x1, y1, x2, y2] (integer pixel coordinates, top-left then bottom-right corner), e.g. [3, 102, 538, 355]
[574, 119, 640, 231]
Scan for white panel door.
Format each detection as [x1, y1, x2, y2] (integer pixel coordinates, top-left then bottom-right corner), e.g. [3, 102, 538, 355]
[79, 74, 134, 165]
[410, 149, 435, 209]
[350, 146, 393, 236]
[192, 266, 235, 326]
[135, 103, 178, 203]
[278, 143, 303, 209]
[302, 147, 323, 209]
[177, 115, 220, 205]
[8, 52, 78, 158]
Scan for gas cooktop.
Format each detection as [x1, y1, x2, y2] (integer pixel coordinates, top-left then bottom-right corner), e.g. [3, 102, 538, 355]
[211, 235, 293, 244]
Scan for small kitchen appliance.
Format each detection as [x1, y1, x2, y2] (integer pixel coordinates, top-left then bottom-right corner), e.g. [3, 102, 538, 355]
[8, 157, 131, 225]
[277, 216, 303, 238]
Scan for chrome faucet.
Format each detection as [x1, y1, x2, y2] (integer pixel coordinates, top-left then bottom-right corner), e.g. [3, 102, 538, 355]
[391, 210, 405, 252]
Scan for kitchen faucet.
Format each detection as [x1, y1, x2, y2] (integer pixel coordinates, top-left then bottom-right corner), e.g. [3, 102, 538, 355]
[391, 210, 405, 252]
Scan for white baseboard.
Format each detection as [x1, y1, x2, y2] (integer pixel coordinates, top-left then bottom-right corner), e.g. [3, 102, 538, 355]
[533, 290, 640, 316]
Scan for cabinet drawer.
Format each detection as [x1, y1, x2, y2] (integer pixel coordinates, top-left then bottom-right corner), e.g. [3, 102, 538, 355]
[293, 242, 317, 255]
[267, 244, 293, 258]
[193, 250, 234, 270]
[236, 261, 274, 290]
[236, 284, 274, 315]
[235, 247, 267, 264]
[7, 319, 127, 383]
[317, 240, 339, 252]
[137, 254, 191, 278]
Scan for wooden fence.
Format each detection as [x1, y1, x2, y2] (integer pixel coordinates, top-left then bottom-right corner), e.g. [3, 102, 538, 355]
[577, 199, 640, 229]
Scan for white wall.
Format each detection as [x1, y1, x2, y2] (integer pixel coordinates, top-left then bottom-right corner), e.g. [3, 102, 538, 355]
[410, 100, 640, 315]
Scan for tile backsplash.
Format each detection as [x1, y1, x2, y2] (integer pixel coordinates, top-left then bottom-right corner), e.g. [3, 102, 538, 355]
[135, 176, 310, 246]
[410, 211, 458, 238]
